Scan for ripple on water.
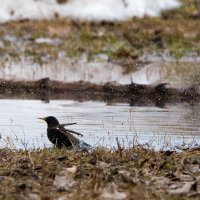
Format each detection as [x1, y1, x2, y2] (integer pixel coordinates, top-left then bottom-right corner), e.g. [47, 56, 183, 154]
[0, 99, 200, 150]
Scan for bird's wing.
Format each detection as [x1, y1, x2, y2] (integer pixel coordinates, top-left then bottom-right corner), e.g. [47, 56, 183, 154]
[59, 126, 83, 137]
[58, 123, 83, 136]
[65, 128, 83, 137]
[58, 127, 80, 148]
[58, 127, 91, 151]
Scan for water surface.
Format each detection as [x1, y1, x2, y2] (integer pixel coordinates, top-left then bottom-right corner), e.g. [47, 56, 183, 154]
[0, 99, 200, 150]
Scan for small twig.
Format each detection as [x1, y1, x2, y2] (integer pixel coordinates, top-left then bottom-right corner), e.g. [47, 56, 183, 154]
[116, 137, 123, 158]
[28, 152, 35, 169]
[68, 137, 76, 149]
[59, 123, 77, 127]
[181, 156, 197, 180]
[92, 137, 103, 149]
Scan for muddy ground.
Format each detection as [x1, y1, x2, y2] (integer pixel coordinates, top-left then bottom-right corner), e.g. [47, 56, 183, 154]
[0, 78, 200, 107]
[1, 147, 200, 200]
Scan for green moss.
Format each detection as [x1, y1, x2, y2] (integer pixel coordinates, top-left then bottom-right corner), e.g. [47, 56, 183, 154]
[31, 31, 48, 40]
[2, 40, 11, 48]
[164, 34, 193, 58]
[163, 162, 175, 171]
[24, 48, 38, 57]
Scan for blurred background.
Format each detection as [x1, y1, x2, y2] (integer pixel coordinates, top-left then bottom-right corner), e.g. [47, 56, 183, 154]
[0, 0, 199, 86]
[0, 0, 200, 87]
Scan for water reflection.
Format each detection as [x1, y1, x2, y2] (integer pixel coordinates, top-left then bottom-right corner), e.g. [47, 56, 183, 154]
[0, 99, 200, 150]
[132, 62, 200, 88]
[0, 58, 200, 88]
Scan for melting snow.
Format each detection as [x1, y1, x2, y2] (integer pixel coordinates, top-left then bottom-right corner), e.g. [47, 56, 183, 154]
[0, 0, 180, 23]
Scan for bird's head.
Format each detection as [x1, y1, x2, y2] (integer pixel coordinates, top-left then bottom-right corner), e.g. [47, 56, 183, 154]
[39, 116, 59, 128]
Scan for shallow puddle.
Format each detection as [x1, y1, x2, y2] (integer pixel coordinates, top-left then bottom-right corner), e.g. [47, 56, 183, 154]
[0, 99, 200, 150]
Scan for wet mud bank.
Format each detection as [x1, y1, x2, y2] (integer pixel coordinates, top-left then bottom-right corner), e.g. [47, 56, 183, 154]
[1, 78, 200, 106]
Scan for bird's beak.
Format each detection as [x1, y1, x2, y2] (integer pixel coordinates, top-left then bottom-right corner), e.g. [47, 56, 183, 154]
[38, 117, 46, 121]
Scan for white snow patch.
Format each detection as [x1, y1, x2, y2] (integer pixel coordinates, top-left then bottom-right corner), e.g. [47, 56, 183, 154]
[0, 0, 180, 23]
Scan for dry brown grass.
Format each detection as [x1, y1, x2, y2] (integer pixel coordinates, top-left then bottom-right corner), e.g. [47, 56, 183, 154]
[0, 146, 200, 199]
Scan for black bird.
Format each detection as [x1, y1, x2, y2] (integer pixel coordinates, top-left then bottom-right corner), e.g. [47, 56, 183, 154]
[39, 116, 91, 150]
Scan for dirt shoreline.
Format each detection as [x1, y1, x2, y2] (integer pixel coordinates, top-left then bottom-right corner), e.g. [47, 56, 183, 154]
[0, 78, 200, 106]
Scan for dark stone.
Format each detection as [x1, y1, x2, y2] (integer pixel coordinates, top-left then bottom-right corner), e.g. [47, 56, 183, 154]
[0, 176, 5, 182]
